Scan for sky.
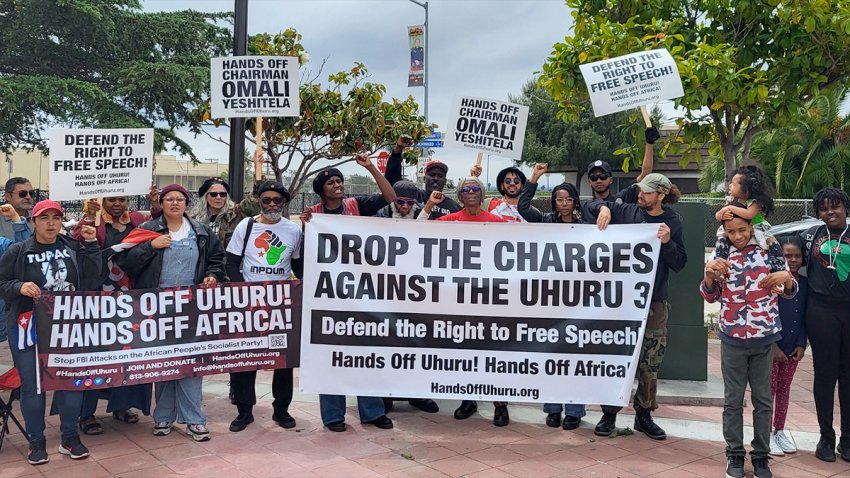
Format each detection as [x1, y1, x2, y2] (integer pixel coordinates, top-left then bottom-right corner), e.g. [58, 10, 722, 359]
[142, 0, 575, 185]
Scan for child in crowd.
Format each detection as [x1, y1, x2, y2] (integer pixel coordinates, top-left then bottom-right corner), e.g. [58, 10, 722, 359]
[769, 236, 808, 456]
[701, 206, 796, 478]
[714, 166, 777, 265]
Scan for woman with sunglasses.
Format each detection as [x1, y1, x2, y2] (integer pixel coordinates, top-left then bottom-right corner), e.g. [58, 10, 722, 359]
[188, 177, 246, 248]
[118, 184, 225, 442]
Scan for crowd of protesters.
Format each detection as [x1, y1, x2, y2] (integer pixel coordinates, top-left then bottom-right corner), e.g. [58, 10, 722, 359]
[0, 128, 848, 478]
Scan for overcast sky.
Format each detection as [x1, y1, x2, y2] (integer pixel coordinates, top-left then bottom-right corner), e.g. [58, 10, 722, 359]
[142, 0, 574, 184]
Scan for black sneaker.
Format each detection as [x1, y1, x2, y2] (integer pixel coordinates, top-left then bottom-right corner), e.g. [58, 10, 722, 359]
[633, 406, 667, 440]
[594, 412, 617, 437]
[453, 400, 478, 420]
[545, 412, 561, 428]
[272, 410, 297, 429]
[562, 415, 581, 430]
[409, 398, 439, 413]
[493, 405, 509, 427]
[725, 455, 745, 478]
[27, 439, 48, 465]
[229, 411, 254, 432]
[364, 415, 393, 429]
[58, 435, 90, 459]
[838, 436, 850, 462]
[751, 456, 772, 478]
[816, 436, 837, 462]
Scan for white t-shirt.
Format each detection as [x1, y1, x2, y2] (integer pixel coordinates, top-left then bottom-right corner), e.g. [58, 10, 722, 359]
[226, 216, 302, 281]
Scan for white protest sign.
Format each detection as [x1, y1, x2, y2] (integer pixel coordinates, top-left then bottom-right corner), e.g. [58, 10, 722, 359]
[210, 56, 300, 118]
[579, 48, 684, 117]
[444, 96, 529, 160]
[300, 215, 660, 405]
[48, 128, 153, 201]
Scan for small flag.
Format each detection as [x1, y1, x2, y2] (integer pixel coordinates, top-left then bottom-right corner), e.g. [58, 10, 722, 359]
[16, 310, 36, 350]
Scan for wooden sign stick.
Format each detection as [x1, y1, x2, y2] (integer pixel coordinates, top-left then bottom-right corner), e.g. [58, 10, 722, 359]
[254, 116, 264, 182]
[94, 197, 102, 226]
[640, 105, 652, 128]
[475, 152, 483, 167]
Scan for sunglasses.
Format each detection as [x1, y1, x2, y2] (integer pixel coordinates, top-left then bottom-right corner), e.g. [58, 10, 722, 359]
[15, 190, 35, 198]
[396, 198, 417, 206]
[503, 178, 523, 185]
[207, 192, 227, 198]
[261, 197, 285, 205]
[461, 185, 482, 194]
[589, 174, 610, 181]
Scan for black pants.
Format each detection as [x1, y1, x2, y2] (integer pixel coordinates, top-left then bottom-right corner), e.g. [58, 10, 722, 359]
[806, 295, 850, 441]
[230, 369, 293, 413]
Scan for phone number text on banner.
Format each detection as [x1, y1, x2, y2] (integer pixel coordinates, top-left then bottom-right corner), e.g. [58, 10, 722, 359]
[300, 215, 660, 405]
[34, 281, 301, 392]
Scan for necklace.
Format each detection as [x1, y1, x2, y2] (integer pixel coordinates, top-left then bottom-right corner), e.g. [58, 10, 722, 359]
[827, 224, 849, 271]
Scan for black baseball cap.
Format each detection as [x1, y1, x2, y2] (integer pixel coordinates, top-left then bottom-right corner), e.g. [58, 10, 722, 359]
[586, 160, 613, 175]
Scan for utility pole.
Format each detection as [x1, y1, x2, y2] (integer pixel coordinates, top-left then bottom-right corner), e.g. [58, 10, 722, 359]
[408, 0, 428, 124]
[228, 0, 248, 201]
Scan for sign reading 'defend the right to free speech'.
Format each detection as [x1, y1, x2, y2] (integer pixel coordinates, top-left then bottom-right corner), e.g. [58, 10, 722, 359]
[579, 48, 684, 117]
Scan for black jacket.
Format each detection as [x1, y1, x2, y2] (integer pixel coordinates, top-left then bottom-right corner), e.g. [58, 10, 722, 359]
[518, 182, 588, 224]
[117, 215, 225, 289]
[606, 202, 687, 301]
[0, 235, 102, 349]
[385, 151, 460, 218]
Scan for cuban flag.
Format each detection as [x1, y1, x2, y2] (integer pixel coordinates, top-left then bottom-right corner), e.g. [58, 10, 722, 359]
[16, 310, 36, 350]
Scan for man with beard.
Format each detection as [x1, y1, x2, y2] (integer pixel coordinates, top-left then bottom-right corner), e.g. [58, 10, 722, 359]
[385, 135, 461, 219]
[469, 164, 527, 222]
[225, 180, 303, 432]
[591, 173, 687, 441]
[0, 177, 35, 240]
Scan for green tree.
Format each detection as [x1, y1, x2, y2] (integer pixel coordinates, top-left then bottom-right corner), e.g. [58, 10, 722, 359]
[0, 0, 231, 158]
[194, 28, 431, 197]
[540, 0, 850, 184]
[752, 85, 850, 197]
[511, 79, 662, 178]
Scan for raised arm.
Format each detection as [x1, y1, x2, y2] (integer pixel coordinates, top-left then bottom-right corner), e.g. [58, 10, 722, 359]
[636, 127, 659, 183]
[357, 153, 396, 204]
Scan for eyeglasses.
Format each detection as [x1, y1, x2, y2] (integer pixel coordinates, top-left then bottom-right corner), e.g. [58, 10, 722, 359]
[503, 178, 523, 185]
[207, 192, 227, 198]
[396, 198, 417, 206]
[589, 174, 610, 181]
[16, 190, 35, 198]
[163, 197, 186, 204]
[555, 198, 576, 204]
[461, 185, 482, 194]
[261, 196, 285, 205]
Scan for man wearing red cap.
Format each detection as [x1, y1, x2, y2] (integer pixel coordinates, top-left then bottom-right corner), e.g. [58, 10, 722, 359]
[385, 136, 461, 219]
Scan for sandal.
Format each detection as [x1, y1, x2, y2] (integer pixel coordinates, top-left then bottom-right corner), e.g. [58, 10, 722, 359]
[112, 409, 139, 424]
[79, 416, 104, 435]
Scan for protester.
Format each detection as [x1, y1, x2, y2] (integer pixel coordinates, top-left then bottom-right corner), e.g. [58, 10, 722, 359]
[0, 200, 100, 465]
[70, 195, 158, 435]
[799, 187, 850, 462]
[419, 177, 511, 426]
[470, 164, 527, 222]
[300, 153, 395, 433]
[225, 180, 303, 432]
[118, 184, 224, 442]
[376, 180, 425, 219]
[769, 235, 808, 457]
[0, 203, 31, 342]
[0, 177, 35, 240]
[593, 173, 687, 440]
[188, 177, 245, 247]
[714, 165, 776, 262]
[701, 208, 796, 478]
[385, 135, 461, 218]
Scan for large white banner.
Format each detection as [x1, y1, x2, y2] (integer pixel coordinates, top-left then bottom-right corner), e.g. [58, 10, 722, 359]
[444, 96, 529, 160]
[48, 128, 153, 201]
[300, 215, 660, 405]
[210, 56, 300, 118]
[579, 48, 684, 117]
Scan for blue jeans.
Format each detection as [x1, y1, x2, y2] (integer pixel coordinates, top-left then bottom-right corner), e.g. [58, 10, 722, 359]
[319, 394, 385, 425]
[153, 377, 206, 426]
[543, 403, 586, 418]
[10, 345, 83, 442]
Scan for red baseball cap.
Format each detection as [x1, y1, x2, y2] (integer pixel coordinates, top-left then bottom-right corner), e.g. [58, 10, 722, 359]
[32, 200, 64, 217]
[424, 159, 448, 173]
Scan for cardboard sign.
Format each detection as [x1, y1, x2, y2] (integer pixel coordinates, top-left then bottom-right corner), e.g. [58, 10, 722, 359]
[211, 56, 300, 118]
[444, 96, 529, 160]
[48, 128, 153, 201]
[579, 49, 683, 117]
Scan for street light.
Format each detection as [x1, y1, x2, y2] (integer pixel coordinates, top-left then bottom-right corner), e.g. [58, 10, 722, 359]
[407, 0, 429, 124]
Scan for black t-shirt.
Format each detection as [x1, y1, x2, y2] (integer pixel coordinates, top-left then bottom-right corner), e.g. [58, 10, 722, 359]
[105, 224, 132, 248]
[24, 241, 78, 292]
[803, 225, 850, 301]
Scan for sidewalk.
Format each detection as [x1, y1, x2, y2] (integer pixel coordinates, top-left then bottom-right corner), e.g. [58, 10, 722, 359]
[1, 343, 848, 477]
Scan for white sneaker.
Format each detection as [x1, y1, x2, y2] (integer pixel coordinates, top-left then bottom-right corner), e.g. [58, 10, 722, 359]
[775, 429, 797, 453]
[769, 431, 785, 456]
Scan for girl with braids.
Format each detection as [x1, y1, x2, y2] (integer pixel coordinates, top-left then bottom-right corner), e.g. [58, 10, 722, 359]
[800, 187, 850, 462]
[714, 166, 776, 262]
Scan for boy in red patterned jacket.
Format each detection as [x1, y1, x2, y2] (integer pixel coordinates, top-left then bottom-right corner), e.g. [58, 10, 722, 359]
[701, 209, 797, 478]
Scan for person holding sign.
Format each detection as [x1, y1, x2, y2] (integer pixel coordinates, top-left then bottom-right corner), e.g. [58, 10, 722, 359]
[469, 164, 527, 222]
[0, 200, 101, 465]
[591, 173, 686, 440]
[385, 135, 461, 219]
[117, 184, 225, 442]
[225, 180, 303, 433]
[0, 177, 35, 241]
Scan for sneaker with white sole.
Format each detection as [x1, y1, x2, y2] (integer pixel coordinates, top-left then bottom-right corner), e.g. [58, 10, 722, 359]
[187, 424, 210, 442]
[774, 429, 797, 453]
[27, 439, 49, 465]
[58, 435, 89, 459]
[769, 431, 785, 456]
[153, 421, 173, 436]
